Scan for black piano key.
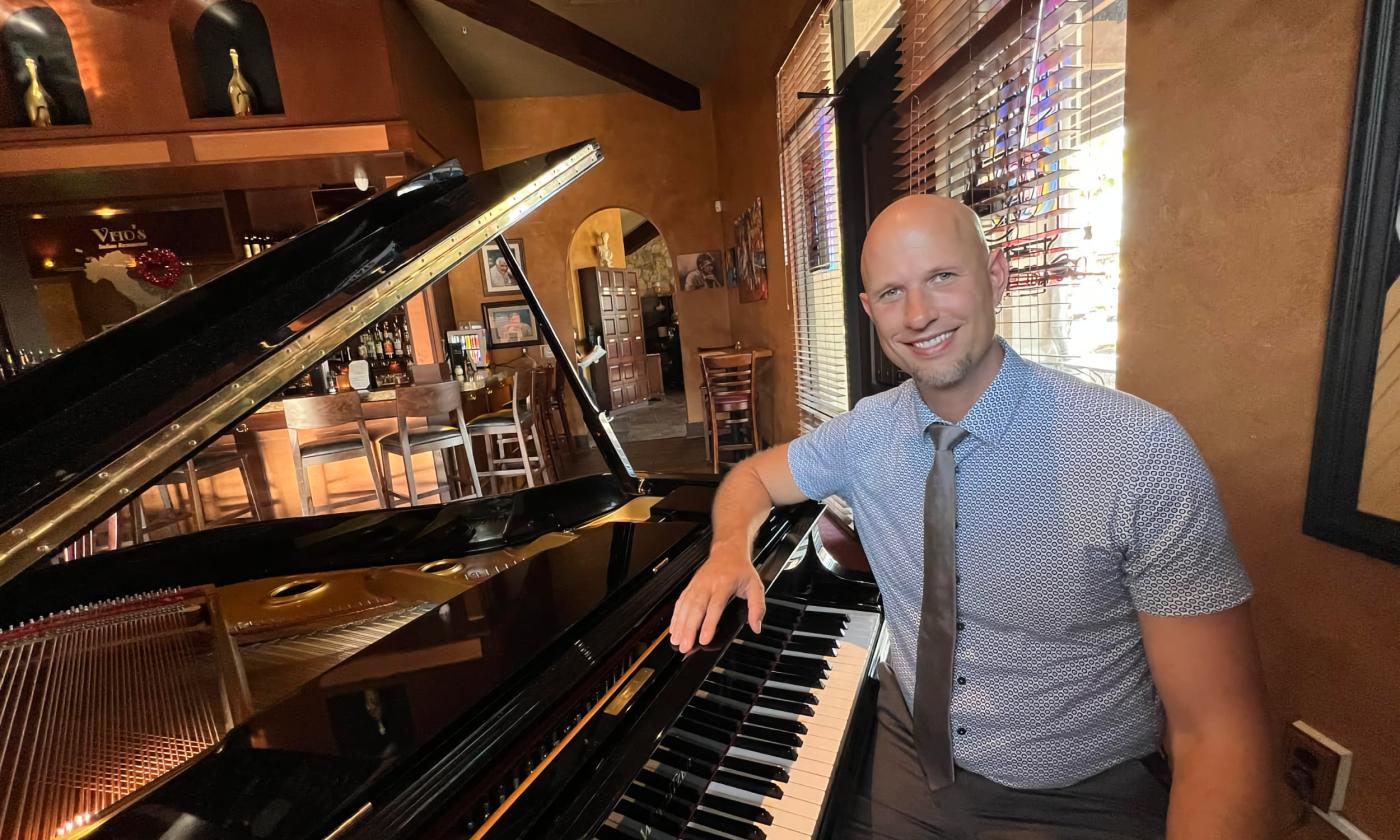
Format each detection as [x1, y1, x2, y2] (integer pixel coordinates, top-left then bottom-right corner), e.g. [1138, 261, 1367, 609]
[743, 712, 806, 735]
[776, 652, 829, 673]
[595, 825, 635, 840]
[616, 799, 686, 836]
[738, 627, 791, 646]
[707, 671, 764, 695]
[673, 718, 737, 747]
[690, 695, 746, 721]
[701, 681, 759, 705]
[723, 646, 778, 668]
[765, 667, 824, 689]
[681, 708, 741, 735]
[733, 637, 784, 654]
[711, 667, 764, 688]
[627, 783, 697, 819]
[711, 770, 784, 799]
[751, 696, 816, 717]
[759, 685, 819, 705]
[739, 722, 802, 748]
[662, 735, 721, 765]
[762, 603, 803, 625]
[691, 807, 766, 840]
[722, 755, 790, 783]
[715, 659, 772, 682]
[781, 636, 839, 657]
[796, 614, 849, 636]
[637, 768, 703, 799]
[700, 792, 774, 824]
[734, 735, 799, 760]
[653, 746, 716, 777]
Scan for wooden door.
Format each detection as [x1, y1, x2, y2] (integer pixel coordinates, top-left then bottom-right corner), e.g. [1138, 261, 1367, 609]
[599, 268, 645, 409]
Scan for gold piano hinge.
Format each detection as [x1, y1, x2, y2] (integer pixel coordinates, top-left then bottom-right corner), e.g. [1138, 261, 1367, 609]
[603, 667, 654, 716]
[469, 632, 669, 840]
[322, 802, 373, 840]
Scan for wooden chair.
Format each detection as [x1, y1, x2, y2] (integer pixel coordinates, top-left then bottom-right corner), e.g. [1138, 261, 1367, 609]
[528, 364, 561, 482]
[376, 381, 481, 506]
[465, 367, 549, 493]
[284, 392, 387, 515]
[697, 344, 738, 459]
[702, 351, 758, 473]
[132, 440, 264, 541]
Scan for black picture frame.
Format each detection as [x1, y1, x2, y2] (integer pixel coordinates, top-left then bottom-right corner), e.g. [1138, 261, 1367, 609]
[1304, 0, 1400, 563]
[481, 299, 542, 350]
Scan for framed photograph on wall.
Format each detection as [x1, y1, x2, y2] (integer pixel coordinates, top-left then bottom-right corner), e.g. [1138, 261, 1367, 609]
[481, 299, 542, 349]
[480, 238, 525, 296]
[676, 251, 723, 290]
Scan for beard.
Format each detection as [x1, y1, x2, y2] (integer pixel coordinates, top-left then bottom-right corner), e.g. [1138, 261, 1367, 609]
[910, 351, 974, 388]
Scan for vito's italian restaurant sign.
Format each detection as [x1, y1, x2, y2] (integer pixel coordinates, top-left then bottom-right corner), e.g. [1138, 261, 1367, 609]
[19, 208, 235, 276]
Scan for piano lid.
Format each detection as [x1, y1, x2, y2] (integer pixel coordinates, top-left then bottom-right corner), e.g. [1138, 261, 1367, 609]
[0, 140, 603, 588]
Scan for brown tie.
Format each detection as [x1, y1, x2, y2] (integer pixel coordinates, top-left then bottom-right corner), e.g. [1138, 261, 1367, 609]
[914, 422, 967, 790]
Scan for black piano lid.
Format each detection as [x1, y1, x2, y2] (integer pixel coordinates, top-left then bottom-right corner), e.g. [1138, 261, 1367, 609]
[87, 518, 700, 840]
[0, 139, 603, 586]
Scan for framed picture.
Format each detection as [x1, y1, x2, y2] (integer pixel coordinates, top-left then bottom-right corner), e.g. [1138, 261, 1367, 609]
[480, 238, 525, 295]
[676, 251, 723, 290]
[734, 198, 769, 303]
[1304, 0, 1400, 563]
[481, 300, 542, 349]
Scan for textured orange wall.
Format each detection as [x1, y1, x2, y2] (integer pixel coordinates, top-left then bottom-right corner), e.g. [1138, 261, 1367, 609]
[711, 0, 819, 445]
[380, 0, 483, 171]
[460, 92, 733, 426]
[1120, 1, 1400, 835]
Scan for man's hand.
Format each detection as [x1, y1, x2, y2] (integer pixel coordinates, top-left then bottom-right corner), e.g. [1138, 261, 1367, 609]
[669, 542, 765, 654]
[667, 445, 808, 654]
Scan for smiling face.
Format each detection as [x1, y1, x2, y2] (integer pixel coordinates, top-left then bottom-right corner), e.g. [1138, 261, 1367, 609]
[859, 195, 1009, 405]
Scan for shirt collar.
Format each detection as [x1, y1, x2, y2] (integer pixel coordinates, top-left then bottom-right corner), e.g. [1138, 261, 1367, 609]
[905, 337, 1033, 445]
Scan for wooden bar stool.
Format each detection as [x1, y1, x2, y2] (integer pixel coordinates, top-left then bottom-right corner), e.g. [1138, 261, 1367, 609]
[702, 351, 758, 473]
[376, 381, 481, 506]
[544, 363, 575, 454]
[528, 364, 561, 482]
[698, 344, 738, 460]
[132, 440, 265, 542]
[465, 367, 548, 494]
[284, 392, 387, 515]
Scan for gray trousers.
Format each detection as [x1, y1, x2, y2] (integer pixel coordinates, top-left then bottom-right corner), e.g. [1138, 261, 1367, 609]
[838, 665, 1169, 839]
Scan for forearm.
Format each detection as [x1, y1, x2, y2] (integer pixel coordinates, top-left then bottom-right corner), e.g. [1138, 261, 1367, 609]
[709, 462, 778, 558]
[1165, 730, 1274, 840]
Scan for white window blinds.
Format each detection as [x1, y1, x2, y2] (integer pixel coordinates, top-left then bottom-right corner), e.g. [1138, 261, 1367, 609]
[779, 3, 851, 433]
[896, 0, 1126, 386]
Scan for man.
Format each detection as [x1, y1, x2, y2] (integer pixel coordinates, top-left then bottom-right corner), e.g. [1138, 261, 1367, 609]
[669, 196, 1273, 838]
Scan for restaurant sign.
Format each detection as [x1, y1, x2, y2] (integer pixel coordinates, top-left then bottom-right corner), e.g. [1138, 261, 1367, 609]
[19, 207, 235, 276]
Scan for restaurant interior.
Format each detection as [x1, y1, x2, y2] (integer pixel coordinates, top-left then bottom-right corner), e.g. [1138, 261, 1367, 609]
[0, 0, 1397, 838]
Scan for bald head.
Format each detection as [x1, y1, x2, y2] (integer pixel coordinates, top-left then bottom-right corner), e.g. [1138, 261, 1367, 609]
[860, 195, 988, 289]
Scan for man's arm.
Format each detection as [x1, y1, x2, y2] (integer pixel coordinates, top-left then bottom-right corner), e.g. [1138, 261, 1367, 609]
[668, 443, 808, 653]
[1139, 605, 1274, 840]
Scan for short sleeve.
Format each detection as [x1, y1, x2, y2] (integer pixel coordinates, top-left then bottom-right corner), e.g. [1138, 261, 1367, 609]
[786, 411, 855, 502]
[1123, 414, 1253, 616]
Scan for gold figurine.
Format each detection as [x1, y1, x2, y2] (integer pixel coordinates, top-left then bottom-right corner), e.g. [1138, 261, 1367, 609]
[23, 57, 54, 128]
[227, 48, 255, 117]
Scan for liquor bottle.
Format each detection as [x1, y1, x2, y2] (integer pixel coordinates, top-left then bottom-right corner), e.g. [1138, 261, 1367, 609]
[381, 323, 395, 358]
[227, 49, 255, 117]
[402, 325, 413, 360]
[23, 57, 54, 128]
[393, 319, 405, 357]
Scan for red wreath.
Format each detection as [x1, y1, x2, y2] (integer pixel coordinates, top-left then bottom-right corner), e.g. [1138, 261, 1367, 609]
[134, 247, 183, 289]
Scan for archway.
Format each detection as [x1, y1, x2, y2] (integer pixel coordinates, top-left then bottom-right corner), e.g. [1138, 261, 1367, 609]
[567, 207, 689, 444]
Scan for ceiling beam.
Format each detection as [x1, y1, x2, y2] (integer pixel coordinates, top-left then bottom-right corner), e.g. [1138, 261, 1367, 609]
[623, 220, 659, 255]
[433, 0, 701, 111]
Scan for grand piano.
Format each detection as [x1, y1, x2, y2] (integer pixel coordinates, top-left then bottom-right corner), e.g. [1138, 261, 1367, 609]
[0, 141, 884, 840]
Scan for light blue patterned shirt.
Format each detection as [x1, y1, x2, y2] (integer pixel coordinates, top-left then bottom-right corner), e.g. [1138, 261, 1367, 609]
[788, 340, 1252, 788]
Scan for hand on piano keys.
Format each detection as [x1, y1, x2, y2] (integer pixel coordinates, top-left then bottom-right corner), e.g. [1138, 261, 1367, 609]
[600, 598, 882, 840]
[669, 548, 767, 654]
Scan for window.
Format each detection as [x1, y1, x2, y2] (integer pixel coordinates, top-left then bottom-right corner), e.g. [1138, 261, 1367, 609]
[897, 0, 1126, 386]
[778, 3, 851, 433]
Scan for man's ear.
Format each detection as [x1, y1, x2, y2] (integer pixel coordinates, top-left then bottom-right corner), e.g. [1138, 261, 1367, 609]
[858, 291, 872, 319]
[987, 249, 1010, 308]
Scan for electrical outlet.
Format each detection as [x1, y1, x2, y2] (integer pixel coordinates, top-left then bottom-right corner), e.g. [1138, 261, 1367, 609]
[1285, 721, 1352, 812]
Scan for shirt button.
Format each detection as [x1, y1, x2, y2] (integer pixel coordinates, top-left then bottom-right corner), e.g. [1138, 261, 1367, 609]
[957, 621, 965, 631]
[956, 727, 967, 736]
[957, 676, 967, 685]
